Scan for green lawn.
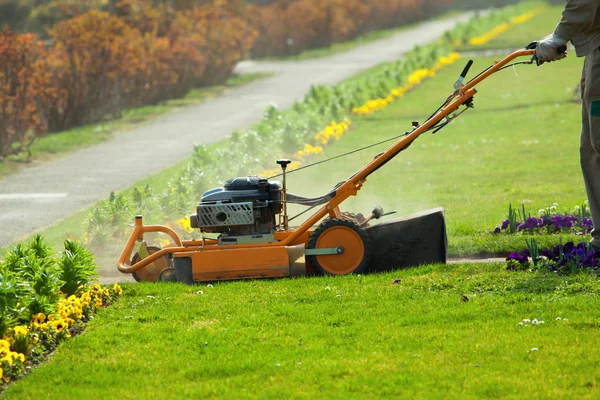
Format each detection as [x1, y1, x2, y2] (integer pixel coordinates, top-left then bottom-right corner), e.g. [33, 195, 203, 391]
[5, 263, 600, 398]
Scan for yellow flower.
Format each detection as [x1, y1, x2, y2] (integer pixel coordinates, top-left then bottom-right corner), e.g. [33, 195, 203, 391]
[13, 326, 28, 336]
[32, 313, 46, 325]
[47, 314, 55, 322]
[95, 298, 103, 308]
[11, 352, 25, 363]
[113, 283, 123, 296]
[177, 217, 194, 234]
[1, 354, 13, 365]
[53, 320, 67, 333]
[0, 340, 10, 350]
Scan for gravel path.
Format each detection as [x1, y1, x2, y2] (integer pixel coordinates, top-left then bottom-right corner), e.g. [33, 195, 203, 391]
[0, 14, 473, 248]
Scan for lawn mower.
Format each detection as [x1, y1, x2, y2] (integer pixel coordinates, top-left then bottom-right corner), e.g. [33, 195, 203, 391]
[117, 42, 566, 284]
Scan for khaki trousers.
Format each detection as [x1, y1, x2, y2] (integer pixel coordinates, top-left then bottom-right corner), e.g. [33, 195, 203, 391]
[580, 46, 600, 247]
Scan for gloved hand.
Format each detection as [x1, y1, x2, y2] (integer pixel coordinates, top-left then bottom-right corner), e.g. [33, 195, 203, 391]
[536, 34, 567, 64]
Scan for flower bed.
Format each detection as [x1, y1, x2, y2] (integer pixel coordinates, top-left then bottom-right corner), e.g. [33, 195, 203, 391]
[0, 236, 122, 384]
[445, 1, 547, 47]
[506, 240, 600, 274]
[493, 203, 592, 235]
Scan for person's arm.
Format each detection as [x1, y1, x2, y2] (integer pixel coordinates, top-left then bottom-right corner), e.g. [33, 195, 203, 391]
[554, 0, 599, 41]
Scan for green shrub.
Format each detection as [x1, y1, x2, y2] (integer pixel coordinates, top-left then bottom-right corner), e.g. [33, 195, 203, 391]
[58, 240, 98, 297]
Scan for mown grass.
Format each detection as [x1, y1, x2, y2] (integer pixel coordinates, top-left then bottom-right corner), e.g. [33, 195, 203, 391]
[6, 263, 600, 398]
[0, 73, 270, 178]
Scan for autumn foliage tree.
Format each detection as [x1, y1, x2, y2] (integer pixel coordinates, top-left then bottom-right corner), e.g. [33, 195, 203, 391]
[0, 0, 457, 155]
[0, 28, 52, 158]
[42, 10, 147, 130]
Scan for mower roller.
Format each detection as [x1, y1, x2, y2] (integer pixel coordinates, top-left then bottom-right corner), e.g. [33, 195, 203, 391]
[117, 43, 565, 284]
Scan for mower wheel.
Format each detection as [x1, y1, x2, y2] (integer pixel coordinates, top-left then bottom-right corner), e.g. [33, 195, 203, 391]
[308, 218, 371, 275]
[159, 267, 177, 283]
[336, 211, 368, 226]
[131, 246, 173, 283]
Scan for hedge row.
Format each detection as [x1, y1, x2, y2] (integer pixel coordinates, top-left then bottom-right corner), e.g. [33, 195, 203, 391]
[0, 0, 457, 159]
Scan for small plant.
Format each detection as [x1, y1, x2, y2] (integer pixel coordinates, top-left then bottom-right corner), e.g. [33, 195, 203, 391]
[526, 238, 540, 267]
[58, 240, 98, 296]
[494, 203, 594, 235]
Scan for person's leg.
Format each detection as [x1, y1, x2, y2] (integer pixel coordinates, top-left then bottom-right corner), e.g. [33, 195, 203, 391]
[580, 47, 600, 248]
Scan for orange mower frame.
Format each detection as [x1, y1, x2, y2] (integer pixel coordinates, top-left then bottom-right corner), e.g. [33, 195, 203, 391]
[117, 46, 555, 283]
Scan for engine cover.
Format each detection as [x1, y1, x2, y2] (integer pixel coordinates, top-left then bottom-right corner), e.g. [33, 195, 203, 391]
[197, 202, 254, 227]
[190, 176, 282, 235]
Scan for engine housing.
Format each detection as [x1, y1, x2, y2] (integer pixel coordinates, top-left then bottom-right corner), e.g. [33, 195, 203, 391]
[190, 176, 282, 236]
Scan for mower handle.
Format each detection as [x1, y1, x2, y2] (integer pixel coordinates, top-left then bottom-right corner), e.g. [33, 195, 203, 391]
[526, 41, 567, 65]
[117, 216, 184, 274]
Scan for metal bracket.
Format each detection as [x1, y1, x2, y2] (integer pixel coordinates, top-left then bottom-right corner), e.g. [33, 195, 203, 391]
[305, 247, 344, 256]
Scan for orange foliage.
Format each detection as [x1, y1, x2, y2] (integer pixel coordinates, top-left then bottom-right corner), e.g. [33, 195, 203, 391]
[0, 28, 52, 158]
[186, 4, 257, 84]
[45, 10, 146, 130]
[2, 0, 456, 141]
[248, 0, 454, 57]
[245, 2, 289, 58]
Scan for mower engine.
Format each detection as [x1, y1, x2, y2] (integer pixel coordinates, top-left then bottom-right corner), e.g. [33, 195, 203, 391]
[190, 176, 282, 241]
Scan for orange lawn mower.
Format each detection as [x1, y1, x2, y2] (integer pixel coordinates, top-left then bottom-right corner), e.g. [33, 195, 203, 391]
[117, 42, 566, 284]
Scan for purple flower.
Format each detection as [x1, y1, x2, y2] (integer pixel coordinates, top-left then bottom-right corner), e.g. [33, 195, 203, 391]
[501, 220, 510, 230]
[507, 241, 600, 273]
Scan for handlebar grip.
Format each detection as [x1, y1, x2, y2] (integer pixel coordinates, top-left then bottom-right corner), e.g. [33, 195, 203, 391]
[557, 44, 567, 54]
[460, 60, 474, 79]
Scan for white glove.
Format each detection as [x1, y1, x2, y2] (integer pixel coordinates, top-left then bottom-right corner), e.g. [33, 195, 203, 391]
[536, 34, 567, 64]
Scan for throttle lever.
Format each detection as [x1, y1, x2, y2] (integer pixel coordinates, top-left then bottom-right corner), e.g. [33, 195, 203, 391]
[453, 59, 474, 90]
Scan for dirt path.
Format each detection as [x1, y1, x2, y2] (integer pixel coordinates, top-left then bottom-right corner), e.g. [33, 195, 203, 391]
[0, 14, 473, 249]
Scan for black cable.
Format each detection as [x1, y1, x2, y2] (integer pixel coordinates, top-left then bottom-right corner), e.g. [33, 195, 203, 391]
[266, 110, 451, 180]
[497, 61, 534, 71]
[266, 134, 405, 179]
[288, 203, 320, 222]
